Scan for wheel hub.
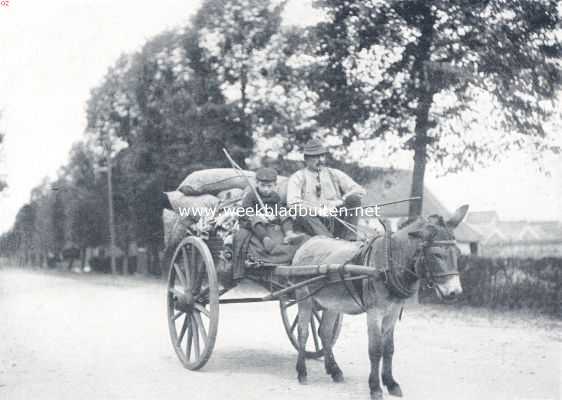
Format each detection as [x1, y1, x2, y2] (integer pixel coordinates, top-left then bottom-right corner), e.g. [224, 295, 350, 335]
[174, 291, 194, 311]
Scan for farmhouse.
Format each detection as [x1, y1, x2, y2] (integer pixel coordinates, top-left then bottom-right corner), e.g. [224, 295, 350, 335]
[465, 211, 562, 258]
[359, 169, 481, 255]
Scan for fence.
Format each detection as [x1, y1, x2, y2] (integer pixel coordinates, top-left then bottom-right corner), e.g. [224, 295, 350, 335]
[420, 256, 562, 317]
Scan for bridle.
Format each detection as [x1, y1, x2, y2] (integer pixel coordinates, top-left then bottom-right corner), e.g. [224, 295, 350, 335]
[357, 220, 462, 301]
[412, 239, 460, 300]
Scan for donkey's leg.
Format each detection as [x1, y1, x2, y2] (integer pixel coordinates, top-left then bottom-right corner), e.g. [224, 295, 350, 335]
[319, 310, 344, 382]
[295, 288, 313, 384]
[382, 324, 403, 397]
[367, 309, 384, 400]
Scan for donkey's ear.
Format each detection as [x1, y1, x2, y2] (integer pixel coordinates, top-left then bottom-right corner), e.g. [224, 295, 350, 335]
[446, 204, 469, 229]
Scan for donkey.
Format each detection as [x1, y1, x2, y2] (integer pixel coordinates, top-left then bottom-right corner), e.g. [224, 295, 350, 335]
[291, 205, 469, 400]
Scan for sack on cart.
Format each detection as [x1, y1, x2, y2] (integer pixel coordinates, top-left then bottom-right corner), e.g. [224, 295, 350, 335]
[178, 168, 256, 196]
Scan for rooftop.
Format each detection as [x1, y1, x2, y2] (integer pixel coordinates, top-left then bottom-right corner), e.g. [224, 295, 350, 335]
[362, 169, 481, 243]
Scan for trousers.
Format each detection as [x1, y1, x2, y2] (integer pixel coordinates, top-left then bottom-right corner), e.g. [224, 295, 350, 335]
[293, 194, 362, 240]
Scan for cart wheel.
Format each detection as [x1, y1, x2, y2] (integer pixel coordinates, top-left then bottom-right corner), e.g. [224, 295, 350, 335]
[167, 236, 219, 370]
[279, 298, 343, 359]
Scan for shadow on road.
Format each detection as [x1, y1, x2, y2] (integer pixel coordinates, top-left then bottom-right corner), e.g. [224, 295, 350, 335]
[206, 348, 302, 375]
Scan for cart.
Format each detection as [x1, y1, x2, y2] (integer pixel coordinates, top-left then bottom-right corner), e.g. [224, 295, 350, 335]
[166, 233, 378, 370]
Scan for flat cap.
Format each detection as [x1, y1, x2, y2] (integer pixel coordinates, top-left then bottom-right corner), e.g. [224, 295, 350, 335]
[256, 167, 278, 182]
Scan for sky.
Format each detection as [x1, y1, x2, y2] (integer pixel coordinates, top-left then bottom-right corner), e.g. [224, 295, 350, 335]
[0, 0, 560, 233]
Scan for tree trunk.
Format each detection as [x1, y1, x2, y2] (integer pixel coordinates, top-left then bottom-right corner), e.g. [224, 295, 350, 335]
[152, 245, 160, 276]
[80, 247, 86, 270]
[123, 250, 129, 275]
[408, 5, 436, 219]
[409, 96, 433, 218]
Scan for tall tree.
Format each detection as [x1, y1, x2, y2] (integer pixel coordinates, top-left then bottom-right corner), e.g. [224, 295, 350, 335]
[63, 144, 106, 262]
[85, 27, 245, 270]
[13, 204, 36, 265]
[194, 0, 317, 157]
[305, 0, 561, 217]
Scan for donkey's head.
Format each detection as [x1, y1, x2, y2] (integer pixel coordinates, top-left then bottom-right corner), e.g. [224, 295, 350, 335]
[407, 205, 469, 301]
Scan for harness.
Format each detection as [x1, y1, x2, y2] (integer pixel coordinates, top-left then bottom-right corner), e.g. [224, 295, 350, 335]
[347, 224, 459, 304]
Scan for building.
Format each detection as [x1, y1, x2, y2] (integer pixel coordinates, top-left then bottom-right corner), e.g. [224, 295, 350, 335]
[466, 212, 562, 258]
[359, 169, 481, 255]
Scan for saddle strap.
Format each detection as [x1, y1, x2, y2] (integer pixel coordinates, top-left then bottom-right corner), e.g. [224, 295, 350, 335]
[360, 223, 416, 299]
[338, 262, 368, 313]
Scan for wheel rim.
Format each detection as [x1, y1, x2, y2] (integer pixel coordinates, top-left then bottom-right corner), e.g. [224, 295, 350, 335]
[279, 298, 343, 359]
[167, 236, 219, 370]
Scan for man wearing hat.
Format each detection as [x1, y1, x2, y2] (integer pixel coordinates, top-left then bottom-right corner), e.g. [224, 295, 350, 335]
[241, 167, 305, 253]
[286, 138, 366, 240]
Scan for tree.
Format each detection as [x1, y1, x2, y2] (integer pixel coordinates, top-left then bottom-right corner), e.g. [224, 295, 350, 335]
[303, 0, 561, 217]
[84, 28, 232, 272]
[193, 0, 285, 143]
[84, 10, 288, 269]
[12, 204, 37, 265]
[51, 190, 66, 256]
[63, 144, 106, 266]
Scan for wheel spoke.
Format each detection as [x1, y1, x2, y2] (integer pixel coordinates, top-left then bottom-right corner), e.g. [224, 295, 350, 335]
[181, 247, 192, 291]
[189, 243, 197, 269]
[173, 311, 185, 321]
[194, 303, 210, 317]
[290, 315, 298, 333]
[193, 311, 207, 344]
[173, 263, 187, 289]
[190, 247, 200, 285]
[186, 318, 193, 361]
[310, 316, 320, 353]
[189, 244, 201, 289]
[312, 309, 322, 324]
[192, 315, 200, 360]
[176, 315, 189, 347]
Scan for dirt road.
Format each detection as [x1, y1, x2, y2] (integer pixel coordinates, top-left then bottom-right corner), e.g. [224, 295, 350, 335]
[1, 266, 560, 400]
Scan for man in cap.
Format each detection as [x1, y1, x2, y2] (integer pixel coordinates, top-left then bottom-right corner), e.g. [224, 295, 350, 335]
[241, 167, 305, 253]
[286, 139, 366, 240]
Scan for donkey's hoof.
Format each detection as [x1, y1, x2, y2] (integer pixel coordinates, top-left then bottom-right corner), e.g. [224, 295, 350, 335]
[387, 383, 403, 397]
[298, 375, 308, 385]
[331, 372, 345, 383]
[370, 390, 383, 400]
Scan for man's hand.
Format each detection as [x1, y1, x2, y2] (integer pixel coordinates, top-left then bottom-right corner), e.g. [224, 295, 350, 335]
[328, 199, 344, 208]
[317, 204, 339, 217]
[256, 207, 277, 223]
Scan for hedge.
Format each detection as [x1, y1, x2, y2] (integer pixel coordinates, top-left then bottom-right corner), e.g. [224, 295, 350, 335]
[419, 256, 562, 317]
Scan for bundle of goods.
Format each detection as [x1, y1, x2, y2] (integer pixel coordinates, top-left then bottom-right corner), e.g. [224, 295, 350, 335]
[163, 168, 288, 247]
[177, 168, 256, 196]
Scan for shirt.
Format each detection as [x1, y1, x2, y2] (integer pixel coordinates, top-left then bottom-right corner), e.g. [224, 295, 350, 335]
[286, 167, 366, 208]
[240, 189, 283, 228]
[241, 190, 283, 210]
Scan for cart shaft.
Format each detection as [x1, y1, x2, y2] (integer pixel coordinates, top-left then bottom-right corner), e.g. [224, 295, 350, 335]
[273, 264, 376, 278]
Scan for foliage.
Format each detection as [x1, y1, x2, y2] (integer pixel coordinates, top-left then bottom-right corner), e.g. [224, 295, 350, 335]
[80, 0, 292, 266]
[5, 0, 560, 267]
[300, 0, 561, 216]
[195, 0, 322, 156]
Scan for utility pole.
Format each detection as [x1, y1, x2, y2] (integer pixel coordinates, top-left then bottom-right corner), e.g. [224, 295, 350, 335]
[101, 142, 117, 275]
